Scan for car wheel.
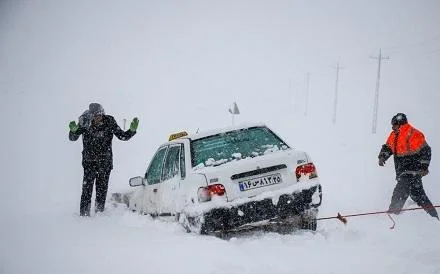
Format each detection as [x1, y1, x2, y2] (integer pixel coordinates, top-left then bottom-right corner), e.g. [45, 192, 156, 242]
[300, 216, 317, 231]
[178, 213, 192, 233]
[271, 223, 296, 234]
[179, 212, 205, 234]
[300, 209, 318, 231]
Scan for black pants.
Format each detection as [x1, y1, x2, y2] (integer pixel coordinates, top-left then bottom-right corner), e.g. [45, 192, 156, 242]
[388, 174, 438, 218]
[80, 162, 111, 216]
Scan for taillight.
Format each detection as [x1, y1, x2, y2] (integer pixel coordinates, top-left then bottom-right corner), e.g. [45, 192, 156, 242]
[295, 163, 318, 180]
[197, 184, 226, 202]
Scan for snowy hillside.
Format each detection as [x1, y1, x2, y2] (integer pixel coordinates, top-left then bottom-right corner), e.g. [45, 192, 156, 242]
[1, 1, 440, 274]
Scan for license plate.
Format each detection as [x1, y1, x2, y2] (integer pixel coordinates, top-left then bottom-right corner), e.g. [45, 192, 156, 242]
[239, 173, 282, 191]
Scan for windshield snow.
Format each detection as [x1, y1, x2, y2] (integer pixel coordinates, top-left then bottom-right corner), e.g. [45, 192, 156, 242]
[190, 126, 289, 168]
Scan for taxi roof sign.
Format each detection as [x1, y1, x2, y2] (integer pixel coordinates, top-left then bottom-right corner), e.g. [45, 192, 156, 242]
[168, 131, 188, 141]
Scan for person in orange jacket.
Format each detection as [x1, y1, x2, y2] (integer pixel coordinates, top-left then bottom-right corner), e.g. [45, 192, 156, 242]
[378, 113, 438, 219]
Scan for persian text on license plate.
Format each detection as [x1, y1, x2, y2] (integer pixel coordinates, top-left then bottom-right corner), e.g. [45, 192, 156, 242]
[239, 173, 282, 191]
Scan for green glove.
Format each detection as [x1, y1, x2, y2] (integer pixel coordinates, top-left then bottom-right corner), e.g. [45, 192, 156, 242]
[69, 121, 79, 133]
[130, 117, 139, 132]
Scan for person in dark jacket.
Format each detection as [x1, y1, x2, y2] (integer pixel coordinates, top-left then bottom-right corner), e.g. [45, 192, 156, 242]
[378, 113, 438, 219]
[69, 103, 139, 216]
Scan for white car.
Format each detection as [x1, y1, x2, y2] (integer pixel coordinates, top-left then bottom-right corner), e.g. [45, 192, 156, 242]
[126, 123, 322, 234]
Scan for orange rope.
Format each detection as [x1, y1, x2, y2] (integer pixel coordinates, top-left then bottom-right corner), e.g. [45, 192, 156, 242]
[317, 205, 440, 228]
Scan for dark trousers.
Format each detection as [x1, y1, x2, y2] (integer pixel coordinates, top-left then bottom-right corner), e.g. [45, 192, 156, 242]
[388, 174, 438, 218]
[80, 162, 111, 216]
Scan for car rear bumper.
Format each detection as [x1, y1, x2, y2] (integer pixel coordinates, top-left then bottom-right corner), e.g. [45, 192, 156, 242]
[200, 184, 322, 234]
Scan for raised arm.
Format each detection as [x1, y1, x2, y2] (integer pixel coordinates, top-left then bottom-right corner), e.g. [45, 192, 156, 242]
[68, 121, 85, 141]
[111, 117, 137, 141]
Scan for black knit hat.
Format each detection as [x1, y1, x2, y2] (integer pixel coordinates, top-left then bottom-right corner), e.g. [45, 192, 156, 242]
[391, 113, 407, 126]
[89, 103, 105, 116]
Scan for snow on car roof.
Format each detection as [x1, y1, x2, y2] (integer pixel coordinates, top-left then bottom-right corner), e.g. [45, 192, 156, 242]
[186, 122, 267, 141]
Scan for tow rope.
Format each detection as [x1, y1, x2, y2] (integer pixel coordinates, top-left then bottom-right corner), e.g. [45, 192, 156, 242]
[317, 205, 440, 229]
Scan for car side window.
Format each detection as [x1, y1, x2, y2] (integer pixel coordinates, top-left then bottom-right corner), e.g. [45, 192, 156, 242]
[180, 145, 186, 179]
[146, 146, 167, 185]
[162, 145, 181, 181]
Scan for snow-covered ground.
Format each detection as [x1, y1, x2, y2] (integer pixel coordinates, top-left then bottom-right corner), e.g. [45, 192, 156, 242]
[1, 1, 440, 274]
[3, 204, 440, 274]
[2, 101, 439, 273]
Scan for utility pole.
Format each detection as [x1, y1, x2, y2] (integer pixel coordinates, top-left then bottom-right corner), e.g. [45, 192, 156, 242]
[332, 62, 343, 125]
[371, 48, 389, 134]
[123, 118, 127, 130]
[304, 72, 310, 117]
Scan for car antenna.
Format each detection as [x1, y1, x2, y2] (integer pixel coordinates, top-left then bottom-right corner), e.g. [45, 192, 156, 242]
[196, 127, 200, 134]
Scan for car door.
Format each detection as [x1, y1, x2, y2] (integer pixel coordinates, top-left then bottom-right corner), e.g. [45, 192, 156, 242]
[159, 143, 185, 215]
[144, 146, 168, 215]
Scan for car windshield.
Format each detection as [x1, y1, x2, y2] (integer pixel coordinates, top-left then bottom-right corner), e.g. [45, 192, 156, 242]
[190, 126, 289, 168]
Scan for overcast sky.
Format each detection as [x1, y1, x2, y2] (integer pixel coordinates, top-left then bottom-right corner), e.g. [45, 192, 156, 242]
[1, 0, 439, 213]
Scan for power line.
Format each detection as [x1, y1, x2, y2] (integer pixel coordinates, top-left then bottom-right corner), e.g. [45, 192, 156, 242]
[423, 47, 440, 56]
[384, 34, 440, 52]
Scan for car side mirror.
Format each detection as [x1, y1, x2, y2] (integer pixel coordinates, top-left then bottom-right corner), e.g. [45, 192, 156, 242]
[129, 176, 145, 187]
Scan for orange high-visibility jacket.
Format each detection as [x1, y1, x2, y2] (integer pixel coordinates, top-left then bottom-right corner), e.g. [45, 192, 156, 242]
[386, 123, 427, 157]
